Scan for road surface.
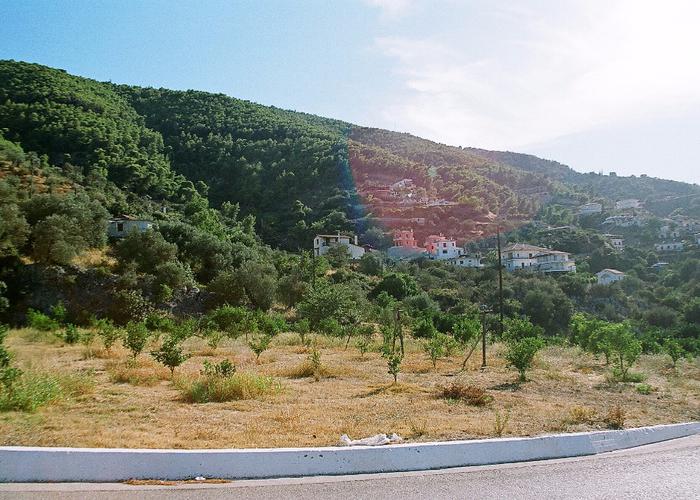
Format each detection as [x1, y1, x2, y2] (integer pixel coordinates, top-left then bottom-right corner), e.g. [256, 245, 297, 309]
[1, 434, 698, 499]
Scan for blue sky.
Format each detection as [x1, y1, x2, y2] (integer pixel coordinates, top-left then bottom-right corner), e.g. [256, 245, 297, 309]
[1, 0, 698, 184]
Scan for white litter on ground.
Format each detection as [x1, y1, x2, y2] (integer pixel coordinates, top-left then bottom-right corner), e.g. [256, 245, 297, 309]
[339, 433, 403, 446]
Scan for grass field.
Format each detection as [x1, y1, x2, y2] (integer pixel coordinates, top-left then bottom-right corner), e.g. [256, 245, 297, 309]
[1, 328, 698, 449]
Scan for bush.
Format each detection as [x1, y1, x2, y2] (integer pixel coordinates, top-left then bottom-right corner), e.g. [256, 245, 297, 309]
[439, 382, 492, 406]
[124, 321, 150, 359]
[177, 372, 281, 403]
[59, 324, 81, 344]
[567, 406, 598, 425]
[636, 383, 653, 395]
[0, 370, 94, 412]
[505, 336, 545, 382]
[201, 359, 236, 377]
[256, 311, 287, 337]
[26, 309, 59, 331]
[247, 333, 272, 361]
[94, 318, 122, 350]
[605, 405, 626, 429]
[319, 318, 342, 337]
[151, 335, 190, 376]
[423, 331, 456, 369]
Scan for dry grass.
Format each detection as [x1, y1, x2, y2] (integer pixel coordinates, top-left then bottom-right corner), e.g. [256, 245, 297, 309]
[107, 359, 171, 386]
[0, 328, 698, 449]
[438, 382, 492, 406]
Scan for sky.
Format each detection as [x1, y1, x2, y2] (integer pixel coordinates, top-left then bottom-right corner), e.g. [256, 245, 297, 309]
[1, 0, 698, 184]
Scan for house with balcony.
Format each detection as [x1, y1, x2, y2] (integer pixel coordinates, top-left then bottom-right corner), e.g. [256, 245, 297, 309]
[655, 242, 684, 252]
[501, 243, 576, 273]
[577, 202, 603, 216]
[615, 198, 641, 210]
[448, 255, 484, 268]
[313, 234, 365, 259]
[424, 234, 460, 260]
[603, 234, 625, 251]
[596, 268, 625, 285]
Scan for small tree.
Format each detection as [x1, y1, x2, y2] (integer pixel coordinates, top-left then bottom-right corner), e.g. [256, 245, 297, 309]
[94, 318, 122, 350]
[247, 333, 272, 362]
[151, 335, 190, 376]
[505, 337, 545, 382]
[608, 323, 642, 381]
[124, 321, 150, 359]
[663, 338, 684, 367]
[386, 352, 402, 384]
[453, 314, 481, 372]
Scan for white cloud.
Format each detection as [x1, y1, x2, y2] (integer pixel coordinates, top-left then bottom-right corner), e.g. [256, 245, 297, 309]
[373, 1, 700, 151]
[363, 0, 413, 19]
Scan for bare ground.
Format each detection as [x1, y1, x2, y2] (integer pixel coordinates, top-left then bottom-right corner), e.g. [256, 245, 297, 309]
[1, 329, 698, 449]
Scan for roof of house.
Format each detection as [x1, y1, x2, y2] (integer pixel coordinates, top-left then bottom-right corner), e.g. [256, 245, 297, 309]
[315, 234, 353, 239]
[109, 215, 152, 222]
[597, 268, 625, 275]
[502, 243, 549, 253]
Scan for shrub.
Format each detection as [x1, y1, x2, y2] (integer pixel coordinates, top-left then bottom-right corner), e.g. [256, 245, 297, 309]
[94, 318, 122, 350]
[151, 336, 190, 376]
[177, 372, 281, 403]
[505, 337, 545, 382]
[355, 336, 371, 358]
[293, 319, 310, 345]
[247, 333, 272, 361]
[50, 302, 67, 325]
[439, 382, 492, 406]
[256, 311, 287, 337]
[663, 338, 684, 367]
[636, 383, 653, 395]
[567, 406, 598, 425]
[609, 368, 646, 383]
[124, 321, 150, 359]
[386, 352, 402, 384]
[0, 370, 93, 412]
[318, 318, 342, 337]
[413, 316, 437, 339]
[493, 409, 510, 437]
[201, 359, 236, 377]
[26, 309, 59, 331]
[605, 405, 626, 429]
[423, 332, 454, 369]
[59, 324, 81, 344]
[207, 305, 256, 340]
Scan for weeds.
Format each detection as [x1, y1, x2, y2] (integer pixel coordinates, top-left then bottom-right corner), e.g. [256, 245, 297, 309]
[177, 372, 281, 403]
[493, 409, 511, 437]
[605, 405, 626, 429]
[567, 405, 598, 425]
[636, 383, 653, 395]
[439, 382, 492, 406]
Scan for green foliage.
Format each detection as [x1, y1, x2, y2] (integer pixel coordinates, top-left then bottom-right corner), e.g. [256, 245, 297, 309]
[297, 281, 364, 329]
[423, 332, 456, 369]
[505, 336, 545, 382]
[663, 338, 684, 367]
[372, 272, 418, 301]
[606, 323, 642, 381]
[386, 352, 402, 384]
[358, 252, 384, 276]
[151, 335, 190, 376]
[26, 309, 60, 331]
[123, 321, 150, 359]
[59, 324, 81, 345]
[201, 359, 236, 378]
[413, 316, 437, 339]
[247, 333, 272, 361]
[178, 371, 280, 403]
[94, 318, 122, 349]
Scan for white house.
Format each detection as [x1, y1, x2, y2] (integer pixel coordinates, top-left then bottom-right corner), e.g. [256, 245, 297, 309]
[655, 242, 684, 252]
[603, 215, 645, 228]
[536, 251, 577, 273]
[107, 216, 153, 238]
[615, 198, 641, 210]
[659, 225, 681, 239]
[448, 255, 484, 268]
[501, 243, 576, 273]
[313, 234, 365, 259]
[596, 268, 625, 285]
[603, 234, 625, 251]
[577, 202, 602, 216]
[424, 234, 460, 260]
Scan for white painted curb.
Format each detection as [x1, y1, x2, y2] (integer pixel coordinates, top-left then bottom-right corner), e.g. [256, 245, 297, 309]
[0, 422, 697, 482]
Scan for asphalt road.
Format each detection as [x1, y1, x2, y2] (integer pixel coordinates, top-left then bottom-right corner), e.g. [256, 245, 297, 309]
[1, 435, 699, 499]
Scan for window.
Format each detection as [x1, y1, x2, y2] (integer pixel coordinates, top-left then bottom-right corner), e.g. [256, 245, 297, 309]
[442, 250, 447, 254]
[117, 222, 124, 232]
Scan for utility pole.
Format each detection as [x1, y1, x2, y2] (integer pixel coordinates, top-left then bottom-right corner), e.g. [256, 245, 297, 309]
[479, 304, 492, 368]
[496, 225, 504, 337]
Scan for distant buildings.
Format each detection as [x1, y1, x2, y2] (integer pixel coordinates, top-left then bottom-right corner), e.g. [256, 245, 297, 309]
[501, 243, 576, 273]
[577, 202, 603, 216]
[424, 234, 460, 260]
[602, 215, 645, 228]
[655, 242, 684, 252]
[107, 216, 153, 238]
[313, 234, 365, 259]
[448, 255, 484, 268]
[596, 268, 625, 285]
[603, 234, 625, 251]
[387, 229, 427, 261]
[615, 198, 641, 210]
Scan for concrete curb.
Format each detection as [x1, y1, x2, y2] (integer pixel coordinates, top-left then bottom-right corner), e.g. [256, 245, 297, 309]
[1, 422, 698, 482]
